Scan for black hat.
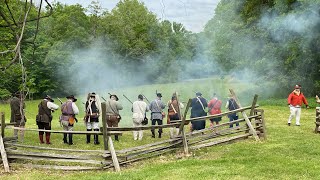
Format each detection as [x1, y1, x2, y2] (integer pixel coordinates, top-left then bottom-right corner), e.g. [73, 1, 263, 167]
[45, 95, 54, 102]
[14, 91, 22, 97]
[294, 85, 301, 89]
[110, 94, 119, 101]
[156, 93, 162, 98]
[138, 94, 144, 100]
[90, 92, 96, 97]
[66, 95, 77, 102]
[196, 92, 202, 96]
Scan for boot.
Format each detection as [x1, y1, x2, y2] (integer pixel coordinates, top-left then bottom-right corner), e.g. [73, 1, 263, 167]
[115, 135, 119, 141]
[158, 132, 162, 138]
[151, 130, 155, 138]
[63, 133, 68, 144]
[68, 133, 73, 145]
[86, 129, 92, 144]
[94, 129, 100, 145]
[39, 134, 44, 144]
[45, 133, 51, 144]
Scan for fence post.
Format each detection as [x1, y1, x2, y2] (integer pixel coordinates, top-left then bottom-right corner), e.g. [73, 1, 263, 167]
[101, 102, 108, 150]
[108, 136, 120, 172]
[179, 99, 192, 155]
[1, 112, 5, 138]
[245, 95, 258, 136]
[259, 110, 267, 140]
[315, 107, 320, 133]
[0, 112, 10, 172]
[229, 89, 260, 141]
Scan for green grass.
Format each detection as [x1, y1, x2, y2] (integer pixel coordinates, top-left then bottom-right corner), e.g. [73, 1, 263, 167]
[1, 76, 320, 179]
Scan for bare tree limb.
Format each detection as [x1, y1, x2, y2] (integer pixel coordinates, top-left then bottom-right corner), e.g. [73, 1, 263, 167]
[0, 0, 53, 28]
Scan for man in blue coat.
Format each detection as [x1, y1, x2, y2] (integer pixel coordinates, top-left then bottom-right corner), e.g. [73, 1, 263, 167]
[190, 92, 207, 131]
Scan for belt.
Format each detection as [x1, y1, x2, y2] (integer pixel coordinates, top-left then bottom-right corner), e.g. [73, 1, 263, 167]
[62, 113, 72, 116]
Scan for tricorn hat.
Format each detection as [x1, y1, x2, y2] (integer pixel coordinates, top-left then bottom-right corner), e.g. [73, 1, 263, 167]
[44, 95, 54, 102]
[110, 94, 119, 101]
[196, 92, 202, 96]
[66, 95, 77, 102]
[156, 93, 162, 98]
[90, 92, 96, 97]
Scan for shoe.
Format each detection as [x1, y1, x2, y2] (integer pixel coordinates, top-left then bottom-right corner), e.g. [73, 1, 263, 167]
[296, 124, 300, 126]
[63, 134, 68, 144]
[68, 134, 73, 145]
[158, 133, 162, 138]
[151, 131, 155, 138]
[39, 134, 44, 144]
[45, 133, 51, 145]
[288, 123, 291, 126]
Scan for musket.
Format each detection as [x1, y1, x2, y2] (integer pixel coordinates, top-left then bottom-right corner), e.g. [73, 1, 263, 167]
[141, 94, 150, 103]
[57, 97, 63, 104]
[101, 96, 107, 102]
[123, 94, 133, 104]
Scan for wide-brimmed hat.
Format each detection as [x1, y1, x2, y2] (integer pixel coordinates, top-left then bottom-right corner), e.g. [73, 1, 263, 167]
[45, 95, 54, 102]
[156, 93, 162, 98]
[110, 94, 119, 101]
[66, 95, 77, 102]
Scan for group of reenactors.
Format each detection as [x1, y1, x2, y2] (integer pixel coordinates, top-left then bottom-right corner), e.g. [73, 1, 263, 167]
[10, 90, 243, 145]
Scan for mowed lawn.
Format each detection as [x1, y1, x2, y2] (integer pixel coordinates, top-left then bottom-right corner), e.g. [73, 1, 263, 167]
[1, 78, 320, 179]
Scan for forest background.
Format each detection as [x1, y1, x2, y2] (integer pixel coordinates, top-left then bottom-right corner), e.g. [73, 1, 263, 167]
[0, 0, 319, 100]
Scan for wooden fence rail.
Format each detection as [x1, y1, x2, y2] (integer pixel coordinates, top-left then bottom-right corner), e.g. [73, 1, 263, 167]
[0, 91, 266, 172]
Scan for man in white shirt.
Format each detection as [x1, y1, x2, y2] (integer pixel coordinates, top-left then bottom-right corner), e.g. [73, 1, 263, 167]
[132, 94, 149, 140]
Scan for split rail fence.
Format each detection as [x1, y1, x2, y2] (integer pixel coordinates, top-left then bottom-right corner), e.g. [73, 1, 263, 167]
[0, 90, 266, 172]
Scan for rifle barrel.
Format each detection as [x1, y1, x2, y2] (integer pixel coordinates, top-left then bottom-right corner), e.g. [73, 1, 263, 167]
[142, 94, 150, 103]
[123, 94, 133, 104]
[57, 97, 63, 104]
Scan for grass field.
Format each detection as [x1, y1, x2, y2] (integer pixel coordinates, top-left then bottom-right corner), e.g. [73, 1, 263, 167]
[1, 77, 320, 179]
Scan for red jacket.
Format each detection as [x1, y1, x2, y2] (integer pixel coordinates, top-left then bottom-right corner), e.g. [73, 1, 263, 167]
[288, 92, 308, 106]
[208, 99, 222, 115]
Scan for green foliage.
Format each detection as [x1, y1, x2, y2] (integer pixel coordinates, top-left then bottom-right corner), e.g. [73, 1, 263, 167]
[1, 0, 320, 100]
[0, 88, 11, 100]
[204, 0, 320, 97]
[99, 0, 158, 61]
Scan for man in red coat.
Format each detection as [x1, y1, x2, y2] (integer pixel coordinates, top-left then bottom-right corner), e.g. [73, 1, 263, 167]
[208, 93, 222, 128]
[287, 85, 309, 126]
